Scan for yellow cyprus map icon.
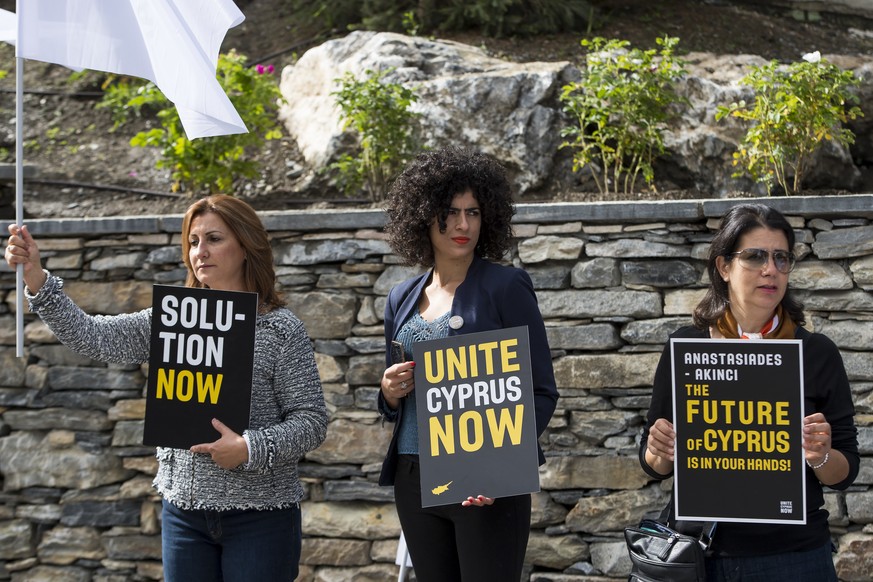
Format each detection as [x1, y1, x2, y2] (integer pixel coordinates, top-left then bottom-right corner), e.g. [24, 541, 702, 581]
[431, 481, 453, 495]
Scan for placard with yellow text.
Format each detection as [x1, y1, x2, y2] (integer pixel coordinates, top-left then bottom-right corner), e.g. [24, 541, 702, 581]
[671, 338, 805, 524]
[144, 285, 258, 449]
[413, 326, 540, 507]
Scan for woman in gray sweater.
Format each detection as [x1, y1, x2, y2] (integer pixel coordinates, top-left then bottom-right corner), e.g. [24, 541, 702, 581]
[5, 195, 328, 582]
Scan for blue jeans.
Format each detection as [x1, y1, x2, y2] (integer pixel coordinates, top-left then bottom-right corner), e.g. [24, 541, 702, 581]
[706, 542, 837, 582]
[161, 499, 301, 582]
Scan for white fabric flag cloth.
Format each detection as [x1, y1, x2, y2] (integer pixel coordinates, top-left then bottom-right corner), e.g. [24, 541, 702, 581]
[0, 8, 16, 45]
[15, 0, 248, 139]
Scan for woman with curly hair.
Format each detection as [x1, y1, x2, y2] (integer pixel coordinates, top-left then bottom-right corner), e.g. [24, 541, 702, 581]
[377, 147, 559, 581]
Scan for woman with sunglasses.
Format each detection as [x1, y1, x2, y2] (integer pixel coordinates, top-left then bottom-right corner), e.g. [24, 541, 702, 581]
[640, 203, 858, 581]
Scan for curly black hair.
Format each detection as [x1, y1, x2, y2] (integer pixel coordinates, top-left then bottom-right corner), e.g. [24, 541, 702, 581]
[384, 147, 516, 267]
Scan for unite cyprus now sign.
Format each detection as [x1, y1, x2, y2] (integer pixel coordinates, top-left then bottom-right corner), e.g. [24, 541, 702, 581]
[143, 285, 257, 449]
[413, 326, 541, 507]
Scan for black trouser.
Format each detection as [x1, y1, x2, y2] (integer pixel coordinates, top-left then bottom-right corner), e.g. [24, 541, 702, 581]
[393, 454, 531, 582]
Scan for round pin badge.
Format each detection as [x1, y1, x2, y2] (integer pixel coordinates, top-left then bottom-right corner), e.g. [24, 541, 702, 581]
[449, 315, 464, 330]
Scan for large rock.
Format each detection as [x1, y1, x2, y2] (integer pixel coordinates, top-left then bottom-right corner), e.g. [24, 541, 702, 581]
[279, 30, 577, 196]
[566, 486, 666, 533]
[305, 418, 392, 465]
[526, 531, 589, 569]
[301, 501, 400, 539]
[0, 431, 132, 491]
[539, 455, 651, 490]
[834, 532, 873, 582]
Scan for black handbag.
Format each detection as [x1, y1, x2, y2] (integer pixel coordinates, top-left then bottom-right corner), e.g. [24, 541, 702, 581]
[624, 518, 716, 582]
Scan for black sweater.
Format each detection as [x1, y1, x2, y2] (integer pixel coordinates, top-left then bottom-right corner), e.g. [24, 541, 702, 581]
[639, 325, 860, 556]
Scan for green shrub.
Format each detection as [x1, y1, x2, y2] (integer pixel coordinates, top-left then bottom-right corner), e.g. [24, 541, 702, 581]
[715, 52, 863, 195]
[559, 36, 686, 195]
[329, 68, 419, 201]
[97, 50, 284, 193]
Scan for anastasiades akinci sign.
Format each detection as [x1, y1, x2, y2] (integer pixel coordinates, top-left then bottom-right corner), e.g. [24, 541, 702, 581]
[143, 285, 257, 449]
[413, 326, 540, 507]
[671, 338, 805, 524]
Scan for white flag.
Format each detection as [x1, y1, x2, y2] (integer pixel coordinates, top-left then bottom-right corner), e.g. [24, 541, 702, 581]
[15, 0, 248, 139]
[0, 8, 15, 45]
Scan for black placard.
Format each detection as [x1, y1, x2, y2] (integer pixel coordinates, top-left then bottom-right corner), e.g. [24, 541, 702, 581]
[143, 285, 257, 449]
[671, 338, 806, 524]
[413, 326, 540, 507]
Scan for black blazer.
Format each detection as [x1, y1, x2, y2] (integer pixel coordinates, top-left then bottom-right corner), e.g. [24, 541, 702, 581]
[378, 254, 559, 486]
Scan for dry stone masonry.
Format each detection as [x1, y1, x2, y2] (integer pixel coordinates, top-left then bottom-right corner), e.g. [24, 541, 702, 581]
[1, 196, 872, 581]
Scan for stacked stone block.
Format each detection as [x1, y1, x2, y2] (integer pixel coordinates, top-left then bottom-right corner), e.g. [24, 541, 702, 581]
[1, 196, 871, 581]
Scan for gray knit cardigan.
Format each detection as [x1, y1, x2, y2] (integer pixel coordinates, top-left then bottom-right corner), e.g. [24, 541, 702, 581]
[26, 273, 328, 511]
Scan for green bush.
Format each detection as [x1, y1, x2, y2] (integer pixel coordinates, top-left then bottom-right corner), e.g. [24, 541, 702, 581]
[715, 52, 863, 196]
[97, 50, 284, 194]
[559, 36, 686, 195]
[329, 68, 419, 201]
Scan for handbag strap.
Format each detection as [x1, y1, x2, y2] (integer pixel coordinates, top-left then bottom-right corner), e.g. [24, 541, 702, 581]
[699, 521, 717, 551]
[657, 496, 718, 550]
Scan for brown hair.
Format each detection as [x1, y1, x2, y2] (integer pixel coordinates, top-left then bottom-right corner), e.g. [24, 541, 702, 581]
[180, 195, 285, 311]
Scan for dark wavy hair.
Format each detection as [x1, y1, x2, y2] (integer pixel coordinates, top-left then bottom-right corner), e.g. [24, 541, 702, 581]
[181, 195, 285, 311]
[384, 147, 515, 267]
[693, 203, 804, 329]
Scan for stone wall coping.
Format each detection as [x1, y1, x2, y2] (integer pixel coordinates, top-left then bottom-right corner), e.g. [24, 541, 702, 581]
[4, 194, 872, 235]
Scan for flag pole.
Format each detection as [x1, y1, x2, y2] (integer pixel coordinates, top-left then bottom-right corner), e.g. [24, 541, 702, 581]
[15, 54, 24, 358]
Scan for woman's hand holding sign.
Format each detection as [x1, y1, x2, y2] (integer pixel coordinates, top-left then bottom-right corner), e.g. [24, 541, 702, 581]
[461, 495, 495, 507]
[190, 418, 249, 469]
[380, 361, 416, 410]
[645, 418, 676, 476]
[803, 412, 849, 486]
[803, 413, 831, 463]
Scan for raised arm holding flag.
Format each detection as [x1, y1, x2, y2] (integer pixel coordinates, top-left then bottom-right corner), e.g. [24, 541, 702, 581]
[3, 0, 248, 357]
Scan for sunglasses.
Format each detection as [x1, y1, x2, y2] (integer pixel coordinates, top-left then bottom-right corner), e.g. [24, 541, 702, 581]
[728, 248, 796, 274]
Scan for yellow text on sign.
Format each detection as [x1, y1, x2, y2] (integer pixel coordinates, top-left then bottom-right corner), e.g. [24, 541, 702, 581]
[424, 339, 521, 383]
[429, 404, 525, 456]
[156, 368, 223, 404]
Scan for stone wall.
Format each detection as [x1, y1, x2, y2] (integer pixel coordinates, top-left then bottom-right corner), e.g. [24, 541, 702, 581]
[1, 196, 872, 582]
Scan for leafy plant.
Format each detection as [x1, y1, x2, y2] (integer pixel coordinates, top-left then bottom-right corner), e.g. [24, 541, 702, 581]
[329, 68, 419, 201]
[715, 51, 863, 195]
[97, 50, 284, 193]
[559, 36, 686, 195]
[96, 74, 157, 130]
[402, 10, 420, 36]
